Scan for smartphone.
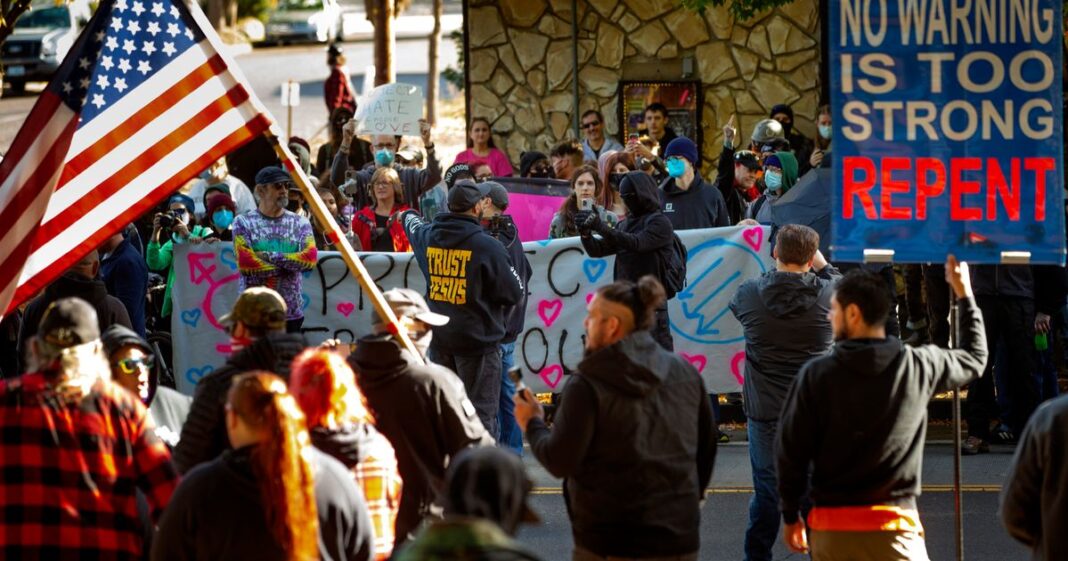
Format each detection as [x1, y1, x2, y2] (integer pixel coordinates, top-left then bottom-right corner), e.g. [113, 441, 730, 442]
[628, 132, 639, 143]
[508, 367, 528, 393]
[579, 198, 594, 212]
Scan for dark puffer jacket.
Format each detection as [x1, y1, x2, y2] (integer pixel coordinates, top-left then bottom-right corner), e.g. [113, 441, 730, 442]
[172, 332, 308, 474]
[525, 331, 717, 557]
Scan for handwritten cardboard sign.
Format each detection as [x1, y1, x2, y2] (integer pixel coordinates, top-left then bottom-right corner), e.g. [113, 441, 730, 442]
[355, 83, 423, 135]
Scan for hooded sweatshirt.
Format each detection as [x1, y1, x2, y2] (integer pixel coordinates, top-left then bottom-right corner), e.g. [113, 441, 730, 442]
[19, 273, 133, 354]
[486, 216, 533, 343]
[172, 332, 308, 474]
[581, 172, 676, 287]
[776, 296, 988, 524]
[401, 211, 524, 355]
[729, 265, 841, 421]
[747, 151, 799, 225]
[101, 234, 149, 337]
[151, 445, 374, 561]
[526, 331, 716, 557]
[659, 170, 731, 231]
[349, 335, 494, 546]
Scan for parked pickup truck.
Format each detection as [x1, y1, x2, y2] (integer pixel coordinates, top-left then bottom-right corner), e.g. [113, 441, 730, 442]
[2, 1, 91, 94]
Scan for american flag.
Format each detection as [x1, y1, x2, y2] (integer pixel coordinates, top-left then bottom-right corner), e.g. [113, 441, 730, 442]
[0, 0, 271, 315]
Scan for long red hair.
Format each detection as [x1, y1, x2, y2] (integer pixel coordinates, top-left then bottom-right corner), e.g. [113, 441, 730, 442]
[228, 372, 319, 561]
[289, 349, 375, 429]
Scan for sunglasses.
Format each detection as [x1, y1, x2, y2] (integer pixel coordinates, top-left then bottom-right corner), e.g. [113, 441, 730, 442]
[115, 356, 154, 375]
[581, 121, 601, 129]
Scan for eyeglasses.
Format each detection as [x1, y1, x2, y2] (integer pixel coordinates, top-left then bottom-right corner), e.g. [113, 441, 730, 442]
[272, 181, 294, 190]
[581, 121, 601, 129]
[115, 356, 154, 375]
[171, 208, 188, 215]
[373, 144, 395, 150]
[372, 182, 394, 188]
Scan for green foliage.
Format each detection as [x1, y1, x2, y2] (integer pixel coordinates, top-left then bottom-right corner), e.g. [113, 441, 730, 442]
[680, 0, 798, 20]
[238, 0, 272, 21]
[443, 28, 463, 91]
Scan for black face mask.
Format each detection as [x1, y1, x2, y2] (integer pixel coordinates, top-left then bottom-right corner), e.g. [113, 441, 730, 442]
[608, 173, 626, 190]
[287, 199, 302, 212]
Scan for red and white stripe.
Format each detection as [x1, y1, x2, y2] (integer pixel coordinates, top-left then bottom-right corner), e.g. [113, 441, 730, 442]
[0, 14, 272, 316]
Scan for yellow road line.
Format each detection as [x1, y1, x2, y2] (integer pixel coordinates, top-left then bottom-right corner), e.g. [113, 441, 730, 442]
[530, 485, 1002, 496]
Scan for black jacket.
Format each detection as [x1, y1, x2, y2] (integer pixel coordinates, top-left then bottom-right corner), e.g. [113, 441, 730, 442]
[777, 296, 988, 523]
[402, 211, 524, 355]
[172, 332, 307, 474]
[101, 235, 149, 337]
[729, 265, 840, 421]
[582, 172, 675, 289]
[151, 445, 374, 561]
[1001, 393, 1068, 561]
[349, 335, 493, 545]
[970, 264, 1034, 299]
[19, 273, 133, 357]
[487, 216, 532, 343]
[526, 331, 716, 557]
[310, 423, 389, 471]
[714, 145, 751, 226]
[659, 171, 730, 231]
[331, 149, 443, 212]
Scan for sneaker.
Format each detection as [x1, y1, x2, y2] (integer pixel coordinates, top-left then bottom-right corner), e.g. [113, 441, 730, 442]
[991, 424, 1017, 444]
[718, 431, 731, 444]
[961, 436, 990, 455]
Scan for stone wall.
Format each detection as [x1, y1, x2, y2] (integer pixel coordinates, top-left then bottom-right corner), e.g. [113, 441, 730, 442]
[464, 0, 821, 176]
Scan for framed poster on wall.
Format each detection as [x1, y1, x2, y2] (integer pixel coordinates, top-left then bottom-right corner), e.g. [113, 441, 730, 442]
[619, 81, 702, 154]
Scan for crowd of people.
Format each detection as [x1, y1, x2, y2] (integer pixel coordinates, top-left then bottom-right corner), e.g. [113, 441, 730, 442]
[0, 42, 1066, 561]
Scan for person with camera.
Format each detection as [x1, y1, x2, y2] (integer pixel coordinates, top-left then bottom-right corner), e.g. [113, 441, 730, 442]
[578, 171, 680, 351]
[351, 167, 413, 253]
[481, 182, 532, 455]
[146, 194, 213, 323]
[515, 276, 716, 561]
[548, 165, 618, 239]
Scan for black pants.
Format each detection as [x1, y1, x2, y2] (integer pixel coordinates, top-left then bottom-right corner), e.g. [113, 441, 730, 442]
[923, 264, 951, 347]
[652, 307, 674, 351]
[286, 317, 304, 333]
[966, 296, 1039, 439]
[430, 347, 502, 439]
[903, 264, 927, 326]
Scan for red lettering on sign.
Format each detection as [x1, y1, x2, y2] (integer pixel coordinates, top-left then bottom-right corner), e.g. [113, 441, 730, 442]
[1026, 158, 1055, 221]
[915, 158, 946, 221]
[950, 158, 983, 221]
[843, 157, 877, 219]
[880, 157, 912, 220]
[987, 158, 1021, 221]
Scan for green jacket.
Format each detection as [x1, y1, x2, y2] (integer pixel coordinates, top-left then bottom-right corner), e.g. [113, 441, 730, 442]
[146, 224, 213, 318]
[393, 518, 542, 561]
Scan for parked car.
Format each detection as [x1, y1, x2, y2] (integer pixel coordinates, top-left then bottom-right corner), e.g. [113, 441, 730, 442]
[1, 1, 91, 93]
[262, 0, 341, 45]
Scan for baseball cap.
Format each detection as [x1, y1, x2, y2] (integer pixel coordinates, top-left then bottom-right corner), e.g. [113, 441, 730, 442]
[38, 297, 100, 348]
[447, 179, 492, 212]
[733, 150, 761, 171]
[483, 181, 509, 210]
[219, 287, 288, 331]
[372, 288, 449, 327]
[444, 163, 473, 189]
[254, 166, 292, 186]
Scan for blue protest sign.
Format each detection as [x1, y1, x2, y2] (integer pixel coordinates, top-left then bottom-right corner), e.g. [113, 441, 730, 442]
[830, 0, 1065, 264]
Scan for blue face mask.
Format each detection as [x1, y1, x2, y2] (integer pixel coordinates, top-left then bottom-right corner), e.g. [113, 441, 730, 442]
[818, 124, 832, 140]
[665, 158, 687, 178]
[213, 209, 234, 230]
[375, 148, 395, 167]
[764, 170, 783, 191]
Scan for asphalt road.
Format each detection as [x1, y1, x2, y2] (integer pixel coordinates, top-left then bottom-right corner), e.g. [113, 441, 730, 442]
[0, 34, 460, 154]
[516, 443, 1031, 561]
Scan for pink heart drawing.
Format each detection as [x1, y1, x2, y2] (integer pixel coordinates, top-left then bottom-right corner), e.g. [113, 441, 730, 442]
[585, 293, 595, 305]
[336, 301, 355, 318]
[743, 227, 764, 251]
[538, 299, 563, 328]
[730, 351, 746, 384]
[539, 365, 564, 389]
[680, 352, 708, 373]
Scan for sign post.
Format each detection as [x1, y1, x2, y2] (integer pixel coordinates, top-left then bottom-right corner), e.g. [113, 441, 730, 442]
[280, 79, 300, 138]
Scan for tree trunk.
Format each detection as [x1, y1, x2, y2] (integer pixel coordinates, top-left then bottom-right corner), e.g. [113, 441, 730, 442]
[372, 0, 395, 86]
[426, 0, 441, 124]
[207, 0, 225, 31]
[226, 0, 238, 29]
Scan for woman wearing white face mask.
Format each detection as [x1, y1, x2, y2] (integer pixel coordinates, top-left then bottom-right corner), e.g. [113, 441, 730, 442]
[147, 194, 213, 321]
[811, 105, 833, 170]
[745, 151, 799, 226]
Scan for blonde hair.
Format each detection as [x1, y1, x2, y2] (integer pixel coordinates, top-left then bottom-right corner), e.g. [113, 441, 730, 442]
[369, 167, 405, 205]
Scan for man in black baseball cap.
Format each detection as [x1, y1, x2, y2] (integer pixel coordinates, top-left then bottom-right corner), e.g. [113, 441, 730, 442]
[399, 179, 524, 439]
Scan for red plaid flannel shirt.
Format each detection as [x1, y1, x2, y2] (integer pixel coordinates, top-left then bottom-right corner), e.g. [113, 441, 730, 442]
[352, 430, 403, 561]
[0, 372, 179, 560]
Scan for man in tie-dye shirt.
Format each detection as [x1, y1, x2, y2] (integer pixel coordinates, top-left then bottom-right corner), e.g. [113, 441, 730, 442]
[232, 166, 318, 332]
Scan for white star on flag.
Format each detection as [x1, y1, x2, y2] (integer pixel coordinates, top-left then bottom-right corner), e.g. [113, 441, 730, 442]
[169, 5, 179, 17]
[101, 55, 114, 70]
[143, 41, 157, 55]
[114, 77, 128, 92]
[96, 74, 110, 88]
[110, 17, 123, 31]
[184, 28, 194, 40]
[167, 22, 179, 36]
[62, 82, 72, 93]
[137, 60, 152, 75]
[122, 39, 137, 55]
[79, 77, 90, 89]
[127, 20, 141, 34]
[91, 93, 106, 108]
[94, 30, 105, 42]
[162, 42, 176, 56]
[151, 2, 164, 16]
[78, 57, 90, 69]
[106, 36, 119, 50]
[132, 1, 146, 16]
[147, 21, 161, 35]
[116, 0, 128, 11]
[118, 58, 132, 73]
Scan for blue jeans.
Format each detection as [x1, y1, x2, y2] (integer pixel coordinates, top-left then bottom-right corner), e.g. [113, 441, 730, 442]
[497, 342, 523, 454]
[745, 418, 780, 561]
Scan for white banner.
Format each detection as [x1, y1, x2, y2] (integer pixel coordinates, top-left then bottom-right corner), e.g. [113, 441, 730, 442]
[171, 226, 773, 395]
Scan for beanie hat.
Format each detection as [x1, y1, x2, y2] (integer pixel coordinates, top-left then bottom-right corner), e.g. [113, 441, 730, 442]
[206, 194, 236, 216]
[664, 136, 699, 166]
[519, 151, 549, 178]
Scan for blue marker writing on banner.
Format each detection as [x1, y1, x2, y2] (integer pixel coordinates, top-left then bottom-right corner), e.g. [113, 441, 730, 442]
[582, 259, 607, 283]
[180, 308, 201, 327]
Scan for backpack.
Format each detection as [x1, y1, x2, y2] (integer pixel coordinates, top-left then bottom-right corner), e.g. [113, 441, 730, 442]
[658, 231, 688, 299]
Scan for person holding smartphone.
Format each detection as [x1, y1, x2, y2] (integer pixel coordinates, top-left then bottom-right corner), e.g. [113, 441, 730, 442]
[548, 165, 618, 239]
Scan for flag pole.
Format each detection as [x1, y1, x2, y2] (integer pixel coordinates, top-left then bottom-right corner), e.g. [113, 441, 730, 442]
[262, 129, 425, 364]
